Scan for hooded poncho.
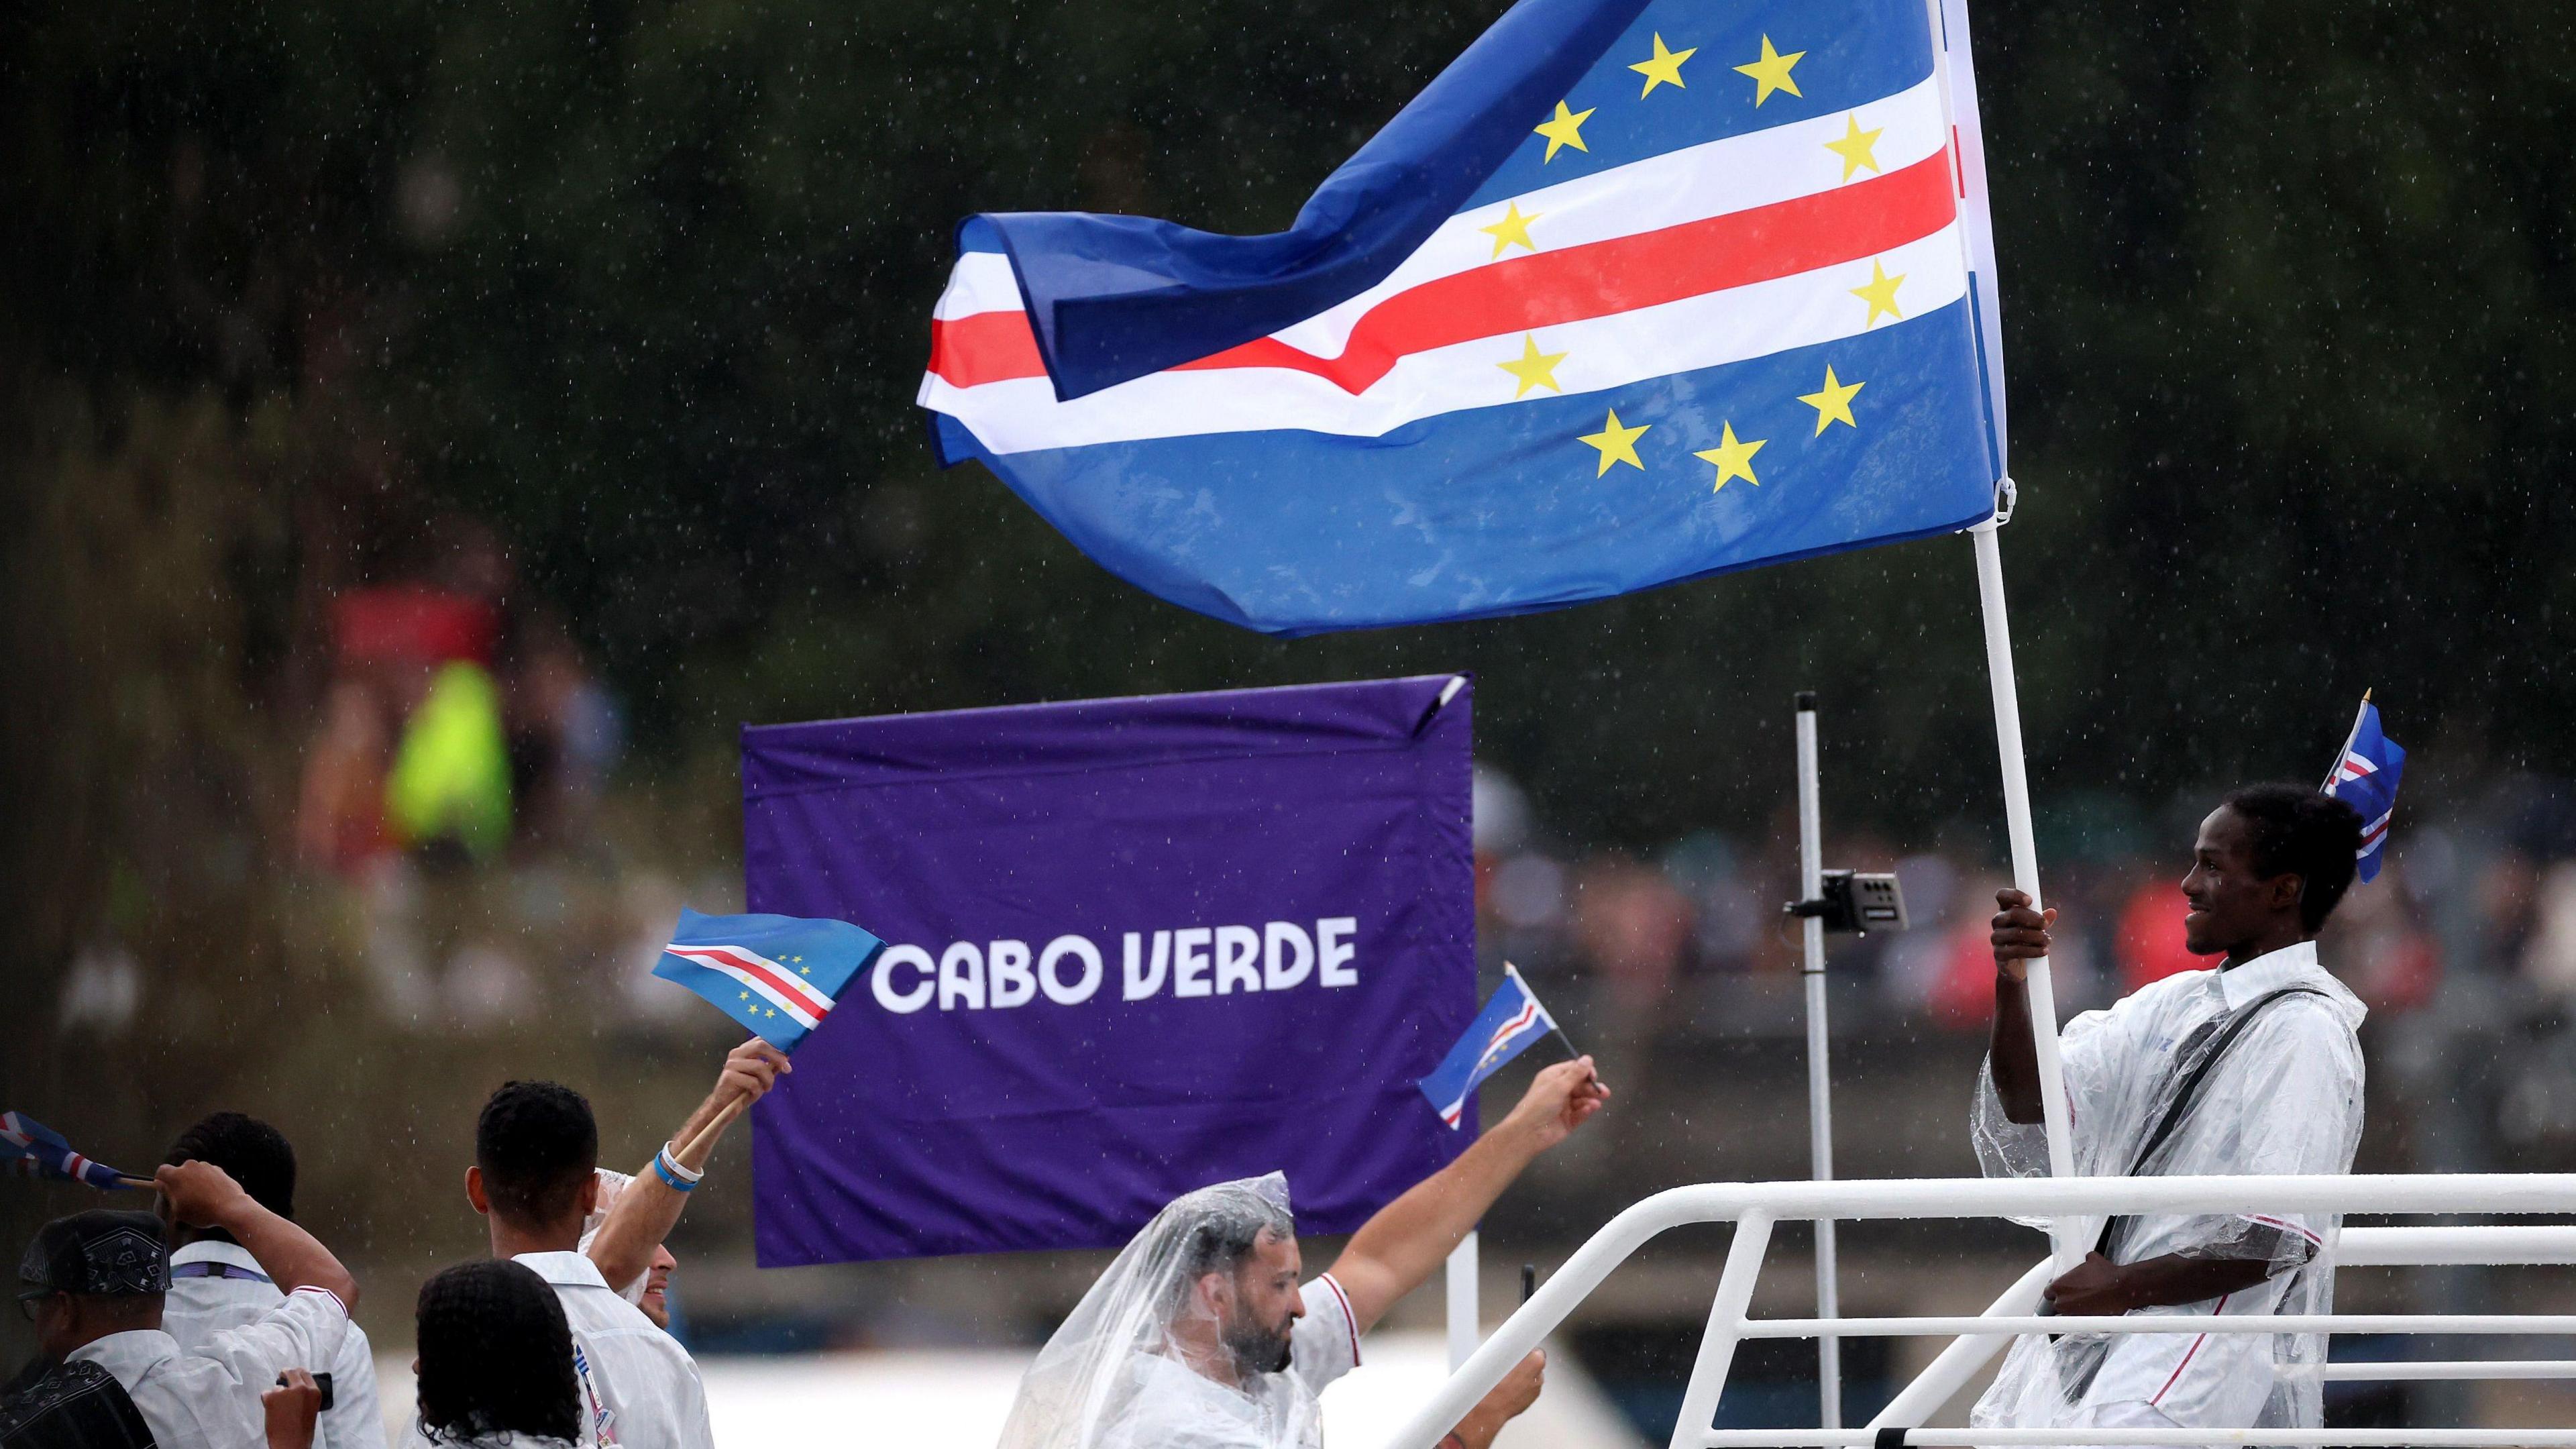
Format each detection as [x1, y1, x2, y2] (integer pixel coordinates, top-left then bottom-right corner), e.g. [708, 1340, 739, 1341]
[994, 1175, 1364, 1449]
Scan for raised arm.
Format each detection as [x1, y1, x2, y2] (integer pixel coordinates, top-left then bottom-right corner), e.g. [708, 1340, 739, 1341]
[158, 1161, 359, 1311]
[587, 1038, 787, 1294]
[1326, 1057, 1609, 1334]
[1986, 888, 2056, 1124]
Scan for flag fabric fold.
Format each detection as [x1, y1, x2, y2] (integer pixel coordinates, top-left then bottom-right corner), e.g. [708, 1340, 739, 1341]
[2323, 700, 2406, 883]
[1, 1113, 139, 1190]
[1417, 968, 1561, 1129]
[655, 908, 886, 1053]
[924, 0, 2006, 635]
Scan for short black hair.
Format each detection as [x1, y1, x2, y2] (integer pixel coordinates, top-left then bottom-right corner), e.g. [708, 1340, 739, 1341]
[2221, 784, 2365, 932]
[165, 1113, 296, 1222]
[415, 1260, 582, 1446]
[474, 1081, 596, 1228]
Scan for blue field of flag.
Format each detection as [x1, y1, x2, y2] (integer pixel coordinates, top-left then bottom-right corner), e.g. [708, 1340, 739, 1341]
[1418, 969, 1562, 1130]
[655, 908, 885, 1053]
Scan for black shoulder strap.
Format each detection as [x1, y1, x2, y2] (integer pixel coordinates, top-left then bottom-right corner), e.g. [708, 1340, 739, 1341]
[2094, 985, 2330, 1259]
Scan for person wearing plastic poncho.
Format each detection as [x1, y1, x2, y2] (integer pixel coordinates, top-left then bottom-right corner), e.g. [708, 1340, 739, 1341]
[1972, 785, 2369, 1442]
[996, 1057, 1612, 1449]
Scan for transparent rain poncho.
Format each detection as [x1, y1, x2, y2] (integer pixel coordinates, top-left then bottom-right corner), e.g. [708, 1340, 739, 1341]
[1971, 943, 2367, 1432]
[996, 1173, 1350, 1449]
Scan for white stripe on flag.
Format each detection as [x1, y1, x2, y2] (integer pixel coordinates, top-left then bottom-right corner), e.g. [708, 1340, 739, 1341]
[922, 225, 1970, 454]
[665, 949, 826, 1029]
[665, 943, 837, 1014]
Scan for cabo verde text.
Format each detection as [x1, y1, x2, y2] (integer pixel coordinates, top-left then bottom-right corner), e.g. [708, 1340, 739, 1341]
[868, 919, 1360, 1014]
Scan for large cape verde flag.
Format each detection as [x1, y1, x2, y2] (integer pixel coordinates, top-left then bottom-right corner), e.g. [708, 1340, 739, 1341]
[921, 0, 2010, 635]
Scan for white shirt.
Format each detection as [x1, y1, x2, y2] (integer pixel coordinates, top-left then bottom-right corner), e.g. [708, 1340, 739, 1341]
[1972, 941, 2367, 1432]
[1097, 1273, 1362, 1449]
[69, 1284, 350, 1449]
[163, 1240, 387, 1449]
[513, 1250, 711, 1449]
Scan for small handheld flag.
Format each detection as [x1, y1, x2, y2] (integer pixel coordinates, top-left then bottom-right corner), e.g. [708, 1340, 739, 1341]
[1417, 965, 1573, 1130]
[1, 1113, 146, 1189]
[654, 908, 886, 1053]
[2321, 693, 2406, 884]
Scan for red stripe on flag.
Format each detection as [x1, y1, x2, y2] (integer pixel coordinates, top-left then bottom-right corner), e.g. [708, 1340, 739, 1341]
[670, 945, 832, 1016]
[927, 151, 1958, 394]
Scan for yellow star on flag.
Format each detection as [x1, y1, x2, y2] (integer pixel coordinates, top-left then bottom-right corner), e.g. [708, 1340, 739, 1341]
[1628, 33, 1697, 97]
[1578, 408, 1650, 475]
[1734, 35, 1805, 106]
[1798, 365, 1865, 434]
[1850, 260, 1906, 326]
[738, 990, 751, 1001]
[799, 965, 812, 975]
[1824, 113, 1883, 182]
[1695, 423, 1767, 491]
[1497, 334, 1568, 398]
[1533, 100, 1595, 162]
[1479, 202, 1542, 260]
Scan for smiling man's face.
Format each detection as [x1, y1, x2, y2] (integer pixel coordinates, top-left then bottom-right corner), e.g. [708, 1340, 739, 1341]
[2181, 806, 2295, 958]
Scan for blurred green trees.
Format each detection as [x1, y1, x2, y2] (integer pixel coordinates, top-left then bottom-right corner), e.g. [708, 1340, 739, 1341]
[6, 0, 2575, 983]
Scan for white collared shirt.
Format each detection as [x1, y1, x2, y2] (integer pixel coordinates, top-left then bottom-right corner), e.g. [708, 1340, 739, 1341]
[1974, 939, 2367, 1432]
[507, 1250, 710, 1449]
[70, 1284, 350, 1449]
[163, 1239, 386, 1449]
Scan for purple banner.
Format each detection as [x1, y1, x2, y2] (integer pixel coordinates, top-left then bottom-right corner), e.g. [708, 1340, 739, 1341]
[742, 675, 1477, 1265]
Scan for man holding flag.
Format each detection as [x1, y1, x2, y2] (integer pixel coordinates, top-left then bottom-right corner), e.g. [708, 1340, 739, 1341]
[1972, 782, 2371, 1440]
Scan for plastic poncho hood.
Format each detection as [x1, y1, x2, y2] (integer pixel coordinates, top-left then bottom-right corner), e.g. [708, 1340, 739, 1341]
[996, 1173, 1322, 1449]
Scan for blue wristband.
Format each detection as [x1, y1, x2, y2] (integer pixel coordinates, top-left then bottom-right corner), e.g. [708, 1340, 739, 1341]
[651, 1150, 696, 1192]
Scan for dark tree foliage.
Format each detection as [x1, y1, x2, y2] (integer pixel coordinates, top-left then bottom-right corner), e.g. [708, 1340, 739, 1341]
[6, 0, 2576, 867]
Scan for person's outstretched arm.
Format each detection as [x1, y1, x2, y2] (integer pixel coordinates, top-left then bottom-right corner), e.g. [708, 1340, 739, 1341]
[1987, 888, 2055, 1124]
[587, 1039, 787, 1294]
[1328, 1057, 1610, 1334]
[158, 1162, 358, 1311]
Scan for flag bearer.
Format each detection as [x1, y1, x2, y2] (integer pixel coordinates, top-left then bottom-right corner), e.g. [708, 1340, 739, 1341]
[1974, 785, 2369, 1440]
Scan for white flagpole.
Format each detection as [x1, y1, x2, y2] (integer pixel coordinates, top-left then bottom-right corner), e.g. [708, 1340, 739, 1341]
[1970, 517, 2082, 1273]
[1794, 692, 1843, 1428]
[2319, 688, 2373, 793]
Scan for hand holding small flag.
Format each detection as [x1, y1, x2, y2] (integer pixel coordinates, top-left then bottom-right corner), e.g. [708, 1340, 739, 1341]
[1417, 964, 1599, 1131]
[652, 907, 883, 1157]
[1, 1112, 150, 1190]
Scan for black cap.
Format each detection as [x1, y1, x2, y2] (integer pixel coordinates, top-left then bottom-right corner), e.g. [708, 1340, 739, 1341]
[17, 1212, 169, 1297]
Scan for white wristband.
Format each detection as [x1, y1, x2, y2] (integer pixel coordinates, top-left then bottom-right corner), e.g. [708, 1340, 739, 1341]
[656, 1143, 704, 1185]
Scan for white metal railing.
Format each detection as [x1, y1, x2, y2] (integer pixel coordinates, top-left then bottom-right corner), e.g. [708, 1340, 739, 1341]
[1375, 1175, 2576, 1449]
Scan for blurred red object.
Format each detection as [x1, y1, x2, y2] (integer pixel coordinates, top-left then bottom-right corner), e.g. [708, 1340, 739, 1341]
[332, 586, 498, 667]
[1929, 916, 1999, 1028]
[2118, 878, 2216, 991]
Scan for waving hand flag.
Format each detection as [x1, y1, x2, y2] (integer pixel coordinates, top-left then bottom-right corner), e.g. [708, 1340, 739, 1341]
[1418, 967, 1566, 1130]
[2322, 697, 2406, 883]
[922, 0, 2005, 635]
[655, 908, 885, 1053]
[1, 1113, 142, 1189]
